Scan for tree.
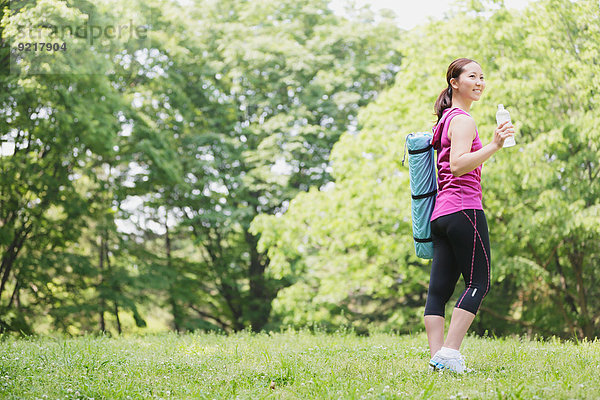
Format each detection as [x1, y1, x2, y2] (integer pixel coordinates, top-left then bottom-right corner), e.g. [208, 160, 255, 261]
[0, 0, 156, 333]
[138, 0, 404, 332]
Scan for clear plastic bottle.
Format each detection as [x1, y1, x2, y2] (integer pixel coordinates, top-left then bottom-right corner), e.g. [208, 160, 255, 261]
[496, 104, 515, 147]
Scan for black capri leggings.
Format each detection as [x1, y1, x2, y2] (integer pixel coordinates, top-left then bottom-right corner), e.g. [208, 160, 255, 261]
[424, 209, 491, 317]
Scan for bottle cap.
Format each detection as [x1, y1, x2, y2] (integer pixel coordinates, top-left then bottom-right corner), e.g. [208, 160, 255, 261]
[498, 104, 504, 109]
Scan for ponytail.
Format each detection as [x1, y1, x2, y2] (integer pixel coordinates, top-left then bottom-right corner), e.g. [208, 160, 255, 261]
[434, 58, 479, 123]
[434, 86, 453, 123]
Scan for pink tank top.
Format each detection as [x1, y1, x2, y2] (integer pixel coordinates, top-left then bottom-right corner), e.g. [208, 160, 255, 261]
[430, 107, 483, 221]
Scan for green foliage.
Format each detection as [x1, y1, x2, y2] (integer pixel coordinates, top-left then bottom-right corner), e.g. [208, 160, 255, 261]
[133, 0, 403, 332]
[0, 0, 127, 332]
[0, 0, 403, 334]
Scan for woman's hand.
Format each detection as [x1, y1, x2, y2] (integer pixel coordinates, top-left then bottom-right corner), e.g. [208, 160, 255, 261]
[493, 121, 515, 150]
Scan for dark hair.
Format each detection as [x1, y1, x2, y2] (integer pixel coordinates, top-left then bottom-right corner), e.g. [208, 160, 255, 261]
[434, 58, 480, 123]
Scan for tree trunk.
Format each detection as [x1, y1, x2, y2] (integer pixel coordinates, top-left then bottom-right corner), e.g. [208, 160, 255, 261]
[7, 279, 19, 309]
[114, 301, 122, 335]
[0, 252, 15, 304]
[104, 239, 121, 335]
[203, 228, 244, 332]
[165, 222, 181, 332]
[0, 225, 30, 302]
[244, 229, 271, 332]
[569, 249, 592, 339]
[99, 236, 106, 333]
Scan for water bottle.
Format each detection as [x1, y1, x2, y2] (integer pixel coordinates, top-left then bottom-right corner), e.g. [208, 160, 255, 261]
[496, 104, 515, 147]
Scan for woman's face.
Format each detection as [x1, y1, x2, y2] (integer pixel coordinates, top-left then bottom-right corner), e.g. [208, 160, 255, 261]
[451, 62, 485, 101]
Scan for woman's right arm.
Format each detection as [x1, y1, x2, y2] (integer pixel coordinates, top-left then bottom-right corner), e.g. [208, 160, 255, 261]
[448, 116, 514, 177]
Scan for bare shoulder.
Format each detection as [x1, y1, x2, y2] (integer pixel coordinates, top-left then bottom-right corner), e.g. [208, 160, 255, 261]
[448, 114, 476, 141]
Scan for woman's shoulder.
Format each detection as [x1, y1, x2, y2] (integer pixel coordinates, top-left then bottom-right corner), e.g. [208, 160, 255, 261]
[448, 113, 476, 129]
[447, 113, 476, 141]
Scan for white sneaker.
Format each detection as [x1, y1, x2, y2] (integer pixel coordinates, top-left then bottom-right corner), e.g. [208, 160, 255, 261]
[429, 351, 472, 374]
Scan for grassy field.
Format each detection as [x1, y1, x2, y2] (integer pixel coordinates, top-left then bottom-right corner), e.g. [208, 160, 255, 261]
[1, 329, 599, 399]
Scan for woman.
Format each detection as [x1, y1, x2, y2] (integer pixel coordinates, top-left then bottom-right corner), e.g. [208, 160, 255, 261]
[424, 58, 514, 373]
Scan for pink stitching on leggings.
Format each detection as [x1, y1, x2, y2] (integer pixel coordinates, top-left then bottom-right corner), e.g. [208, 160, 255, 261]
[457, 210, 477, 308]
[461, 210, 491, 301]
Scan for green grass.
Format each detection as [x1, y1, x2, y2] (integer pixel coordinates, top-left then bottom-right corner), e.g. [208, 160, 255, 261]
[1, 330, 599, 399]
